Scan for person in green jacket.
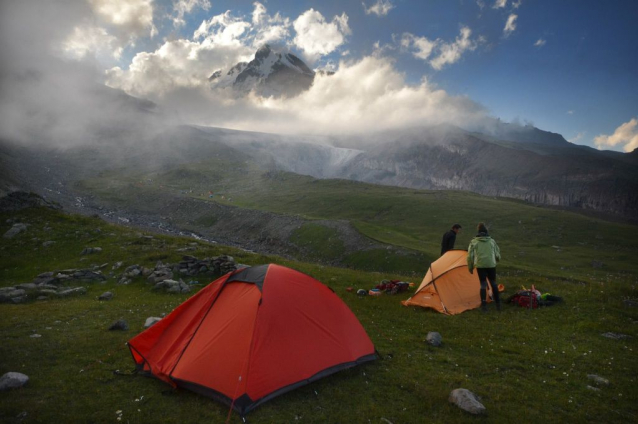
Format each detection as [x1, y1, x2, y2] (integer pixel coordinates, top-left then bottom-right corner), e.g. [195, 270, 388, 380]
[467, 222, 501, 312]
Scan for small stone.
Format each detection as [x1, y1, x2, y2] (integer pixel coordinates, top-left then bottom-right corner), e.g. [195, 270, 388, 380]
[108, 319, 129, 331]
[42, 241, 56, 247]
[98, 292, 114, 301]
[81, 247, 102, 255]
[587, 374, 609, 386]
[623, 299, 638, 308]
[449, 389, 486, 415]
[112, 261, 123, 270]
[426, 332, 442, 347]
[36, 296, 48, 301]
[16, 283, 37, 290]
[586, 385, 601, 392]
[118, 278, 131, 285]
[0, 372, 29, 391]
[30, 334, 41, 338]
[144, 317, 162, 328]
[601, 332, 631, 340]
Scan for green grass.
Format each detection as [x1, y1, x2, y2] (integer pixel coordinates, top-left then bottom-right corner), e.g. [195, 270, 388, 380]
[1, 206, 637, 423]
[290, 223, 346, 262]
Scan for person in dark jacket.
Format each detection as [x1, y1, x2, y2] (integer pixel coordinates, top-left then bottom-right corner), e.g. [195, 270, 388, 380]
[440, 224, 462, 256]
[467, 222, 501, 312]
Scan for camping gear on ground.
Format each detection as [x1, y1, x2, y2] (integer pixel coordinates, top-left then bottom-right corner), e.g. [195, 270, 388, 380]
[369, 289, 382, 296]
[357, 289, 367, 296]
[127, 264, 376, 416]
[402, 250, 504, 315]
[346, 287, 354, 292]
[375, 280, 410, 294]
[507, 287, 563, 308]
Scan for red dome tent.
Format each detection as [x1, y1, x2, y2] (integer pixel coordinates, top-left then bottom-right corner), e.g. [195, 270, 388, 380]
[127, 264, 376, 415]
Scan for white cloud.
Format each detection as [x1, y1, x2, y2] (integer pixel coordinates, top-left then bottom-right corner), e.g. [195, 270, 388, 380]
[512, 0, 523, 8]
[173, 0, 211, 28]
[534, 38, 546, 47]
[363, 0, 395, 17]
[63, 24, 123, 60]
[88, 0, 156, 38]
[401, 33, 437, 60]
[567, 132, 584, 143]
[493, 0, 507, 9]
[476, 1, 486, 10]
[503, 14, 517, 37]
[567, 110, 574, 115]
[293, 9, 351, 62]
[429, 27, 478, 70]
[594, 118, 638, 152]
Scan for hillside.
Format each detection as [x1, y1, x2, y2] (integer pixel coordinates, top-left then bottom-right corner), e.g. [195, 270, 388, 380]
[1, 198, 637, 423]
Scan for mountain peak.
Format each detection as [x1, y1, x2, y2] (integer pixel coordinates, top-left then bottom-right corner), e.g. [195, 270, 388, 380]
[210, 45, 316, 98]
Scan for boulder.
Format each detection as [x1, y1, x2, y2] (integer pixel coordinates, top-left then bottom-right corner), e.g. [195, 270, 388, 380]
[108, 319, 129, 331]
[57, 287, 87, 297]
[426, 332, 442, 347]
[449, 389, 486, 415]
[0, 372, 29, 391]
[3, 223, 28, 239]
[80, 247, 102, 255]
[16, 283, 37, 290]
[144, 317, 162, 328]
[98, 291, 114, 301]
[147, 269, 173, 284]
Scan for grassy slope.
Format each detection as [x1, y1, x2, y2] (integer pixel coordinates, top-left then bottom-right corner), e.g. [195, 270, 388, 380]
[1, 207, 637, 423]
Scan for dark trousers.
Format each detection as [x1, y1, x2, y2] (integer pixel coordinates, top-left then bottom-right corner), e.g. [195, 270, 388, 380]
[477, 268, 499, 303]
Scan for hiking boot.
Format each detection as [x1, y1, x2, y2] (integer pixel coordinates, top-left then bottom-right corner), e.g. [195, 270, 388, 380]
[481, 302, 488, 313]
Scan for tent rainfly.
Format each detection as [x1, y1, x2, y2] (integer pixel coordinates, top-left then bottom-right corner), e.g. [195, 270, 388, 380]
[402, 250, 503, 315]
[127, 264, 376, 415]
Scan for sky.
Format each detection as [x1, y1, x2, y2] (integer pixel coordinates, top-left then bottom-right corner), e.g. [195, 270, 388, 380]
[1, 0, 637, 152]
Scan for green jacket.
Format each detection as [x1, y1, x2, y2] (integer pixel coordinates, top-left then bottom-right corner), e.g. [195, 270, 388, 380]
[467, 234, 501, 272]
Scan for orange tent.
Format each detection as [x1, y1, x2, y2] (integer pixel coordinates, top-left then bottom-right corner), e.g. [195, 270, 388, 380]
[127, 264, 376, 415]
[402, 250, 501, 315]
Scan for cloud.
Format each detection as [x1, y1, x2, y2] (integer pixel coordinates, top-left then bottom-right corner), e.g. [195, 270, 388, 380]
[594, 118, 638, 152]
[503, 14, 517, 37]
[567, 132, 584, 143]
[63, 24, 124, 60]
[363, 0, 395, 17]
[293, 9, 351, 62]
[88, 0, 156, 38]
[401, 27, 478, 70]
[567, 110, 574, 115]
[493, 0, 507, 9]
[512, 0, 523, 8]
[173, 0, 211, 28]
[534, 38, 546, 47]
[401, 33, 437, 60]
[430, 27, 478, 70]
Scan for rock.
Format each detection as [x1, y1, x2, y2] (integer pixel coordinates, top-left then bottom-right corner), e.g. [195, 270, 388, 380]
[0, 372, 29, 391]
[601, 332, 631, 340]
[426, 332, 442, 347]
[36, 296, 48, 301]
[117, 278, 131, 285]
[10, 296, 27, 304]
[0, 289, 26, 303]
[57, 287, 87, 297]
[112, 261, 123, 270]
[586, 385, 601, 392]
[148, 269, 173, 284]
[449, 388, 486, 415]
[623, 299, 638, 308]
[144, 317, 162, 328]
[15, 283, 37, 290]
[80, 247, 102, 255]
[108, 319, 129, 331]
[141, 267, 152, 276]
[591, 260, 604, 268]
[167, 286, 181, 294]
[98, 291, 114, 301]
[42, 241, 56, 247]
[3, 223, 28, 239]
[30, 334, 41, 338]
[587, 374, 609, 386]
[37, 289, 58, 297]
